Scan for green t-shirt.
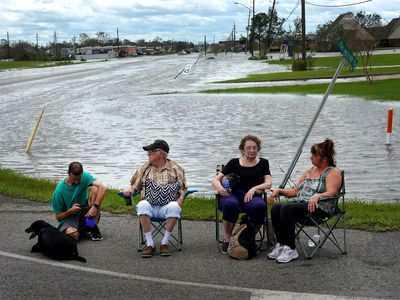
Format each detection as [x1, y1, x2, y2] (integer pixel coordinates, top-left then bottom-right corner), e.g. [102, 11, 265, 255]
[51, 172, 96, 228]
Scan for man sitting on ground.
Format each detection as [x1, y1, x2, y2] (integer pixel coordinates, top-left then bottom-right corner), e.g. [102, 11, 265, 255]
[51, 162, 107, 241]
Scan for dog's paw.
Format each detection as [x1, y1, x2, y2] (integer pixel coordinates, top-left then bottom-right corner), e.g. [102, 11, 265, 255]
[31, 243, 42, 253]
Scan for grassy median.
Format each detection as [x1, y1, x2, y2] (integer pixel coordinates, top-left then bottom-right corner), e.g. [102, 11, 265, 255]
[205, 53, 400, 101]
[205, 77, 400, 101]
[0, 60, 75, 71]
[1, 168, 398, 232]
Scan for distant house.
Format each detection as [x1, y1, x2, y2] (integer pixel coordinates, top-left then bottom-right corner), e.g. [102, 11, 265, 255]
[333, 12, 375, 40]
[315, 12, 375, 51]
[315, 12, 400, 51]
[367, 18, 400, 47]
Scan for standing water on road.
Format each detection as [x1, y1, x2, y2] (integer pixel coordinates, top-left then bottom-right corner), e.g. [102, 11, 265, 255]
[0, 53, 399, 201]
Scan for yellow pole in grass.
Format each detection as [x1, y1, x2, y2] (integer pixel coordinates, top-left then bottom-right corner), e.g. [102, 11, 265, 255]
[25, 107, 45, 153]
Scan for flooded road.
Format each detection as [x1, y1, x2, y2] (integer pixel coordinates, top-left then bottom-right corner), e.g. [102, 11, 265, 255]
[0, 53, 399, 201]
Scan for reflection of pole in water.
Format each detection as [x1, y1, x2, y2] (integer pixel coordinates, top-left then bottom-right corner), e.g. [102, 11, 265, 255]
[25, 107, 45, 153]
[386, 107, 393, 145]
[385, 144, 394, 155]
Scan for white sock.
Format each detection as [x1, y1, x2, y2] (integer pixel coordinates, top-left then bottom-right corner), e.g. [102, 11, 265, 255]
[161, 231, 171, 246]
[145, 231, 154, 248]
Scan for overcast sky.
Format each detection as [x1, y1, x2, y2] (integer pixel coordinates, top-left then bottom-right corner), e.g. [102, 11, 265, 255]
[1, 0, 399, 45]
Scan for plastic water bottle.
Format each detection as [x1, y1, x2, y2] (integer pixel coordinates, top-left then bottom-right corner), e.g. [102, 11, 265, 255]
[308, 234, 320, 247]
[221, 177, 231, 192]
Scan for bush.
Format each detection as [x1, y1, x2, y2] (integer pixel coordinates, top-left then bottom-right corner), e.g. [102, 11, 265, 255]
[291, 58, 307, 71]
[291, 54, 315, 71]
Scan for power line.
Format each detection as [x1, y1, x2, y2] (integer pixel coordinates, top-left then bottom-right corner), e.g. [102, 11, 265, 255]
[263, 0, 301, 56]
[283, 0, 301, 24]
[305, 0, 372, 8]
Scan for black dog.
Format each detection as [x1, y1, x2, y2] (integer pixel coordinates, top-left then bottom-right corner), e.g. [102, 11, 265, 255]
[25, 220, 86, 262]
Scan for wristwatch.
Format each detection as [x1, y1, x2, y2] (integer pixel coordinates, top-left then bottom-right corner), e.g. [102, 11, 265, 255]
[93, 203, 100, 209]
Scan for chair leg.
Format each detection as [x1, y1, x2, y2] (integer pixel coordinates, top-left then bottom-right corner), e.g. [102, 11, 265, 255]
[137, 219, 183, 251]
[215, 201, 223, 243]
[255, 224, 265, 252]
[296, 216, 347, 259]
[177, 219, 182, 251]
[342, 213, 347, 254]
[138, 222, 145, 252]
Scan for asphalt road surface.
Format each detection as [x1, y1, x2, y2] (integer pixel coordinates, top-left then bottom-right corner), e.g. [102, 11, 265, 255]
[1, 195, 399, 300]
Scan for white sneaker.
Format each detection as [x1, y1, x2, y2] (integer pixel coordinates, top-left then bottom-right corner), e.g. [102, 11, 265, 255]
[267, 243, 283, 260]
[276, 245, 299, 263]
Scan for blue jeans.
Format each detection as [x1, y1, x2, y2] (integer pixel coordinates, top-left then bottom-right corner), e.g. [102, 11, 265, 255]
[218, 190, 266, 225]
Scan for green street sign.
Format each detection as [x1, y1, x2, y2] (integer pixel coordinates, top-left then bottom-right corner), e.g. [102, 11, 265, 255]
[337, 39, 357, 69]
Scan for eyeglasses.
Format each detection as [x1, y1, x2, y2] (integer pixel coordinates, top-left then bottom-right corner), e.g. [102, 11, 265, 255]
[244, 146, 258, 151]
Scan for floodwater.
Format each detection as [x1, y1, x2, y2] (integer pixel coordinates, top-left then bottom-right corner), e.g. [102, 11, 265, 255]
[0, 53, 399, 201]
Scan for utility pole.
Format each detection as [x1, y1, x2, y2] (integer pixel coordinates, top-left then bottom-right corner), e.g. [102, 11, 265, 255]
[246, 8, 250, 54]
[36, 33, 38, 56]
[72, 35, 76, 58]
[233, 22, 236, 49]
[251, 0, 255, 56]
[301, 0, 306, 61]
[267, 0, 276, 52]
[53, 31, 57, 58]
[116, 27, 120, 57]
[204, 35, 207, 57]
[6, 31, 10, 60]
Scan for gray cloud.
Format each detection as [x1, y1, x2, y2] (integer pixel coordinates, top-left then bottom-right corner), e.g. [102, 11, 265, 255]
[1, 0, 399, 45]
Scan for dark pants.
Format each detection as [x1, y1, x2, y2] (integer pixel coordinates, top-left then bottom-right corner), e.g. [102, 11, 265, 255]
[219, 190, 266, 225]
[271, 202, 328, 249]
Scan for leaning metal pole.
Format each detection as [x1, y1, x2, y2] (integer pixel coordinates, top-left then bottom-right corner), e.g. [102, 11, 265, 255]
[279, 56, 346, 188]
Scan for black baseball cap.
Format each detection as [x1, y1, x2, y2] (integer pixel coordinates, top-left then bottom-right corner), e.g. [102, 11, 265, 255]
[143, 139, 170, 153]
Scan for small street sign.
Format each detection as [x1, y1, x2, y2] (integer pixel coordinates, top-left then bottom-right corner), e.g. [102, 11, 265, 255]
[337, 39, 358, 69]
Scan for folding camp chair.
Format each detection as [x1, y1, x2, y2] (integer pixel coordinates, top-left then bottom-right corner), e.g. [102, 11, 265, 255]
[118, 188, 197, 251]
[295, 170, 346, 259]
[215, 164, 270, 251]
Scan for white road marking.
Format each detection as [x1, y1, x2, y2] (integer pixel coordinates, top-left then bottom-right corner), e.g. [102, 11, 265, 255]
[0, 251, 382, 300]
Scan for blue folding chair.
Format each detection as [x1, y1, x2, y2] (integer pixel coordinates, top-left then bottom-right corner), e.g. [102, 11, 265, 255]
[118, 188, 197, 251]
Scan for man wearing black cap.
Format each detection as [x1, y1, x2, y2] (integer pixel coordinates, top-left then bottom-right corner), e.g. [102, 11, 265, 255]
[123, 140, 187, 258]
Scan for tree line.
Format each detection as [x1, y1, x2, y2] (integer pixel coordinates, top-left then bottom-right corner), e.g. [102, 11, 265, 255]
[0, 10, 386, 61]
[0, 32, 197, 61]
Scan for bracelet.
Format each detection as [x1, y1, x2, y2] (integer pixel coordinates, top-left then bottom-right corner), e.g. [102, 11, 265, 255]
[93, 203, 100, 209]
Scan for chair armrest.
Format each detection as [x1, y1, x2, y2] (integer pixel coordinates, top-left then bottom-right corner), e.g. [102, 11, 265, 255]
[117, 191, 140, 206]
[184, 188, 198, 199]
[317, 196, 339, 215]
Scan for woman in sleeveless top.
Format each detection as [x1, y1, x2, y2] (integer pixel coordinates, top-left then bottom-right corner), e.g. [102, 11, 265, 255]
[267, 138, 342, 263]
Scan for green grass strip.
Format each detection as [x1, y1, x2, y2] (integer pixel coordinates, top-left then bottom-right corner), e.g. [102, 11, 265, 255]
[222, 67, 400, 82]
[204, 78, 400, 101]
[1, 168, 399, 232]
[219, 53, 400, 84]
[0, 60, 75, 71]
[266, 53, 400, 68]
